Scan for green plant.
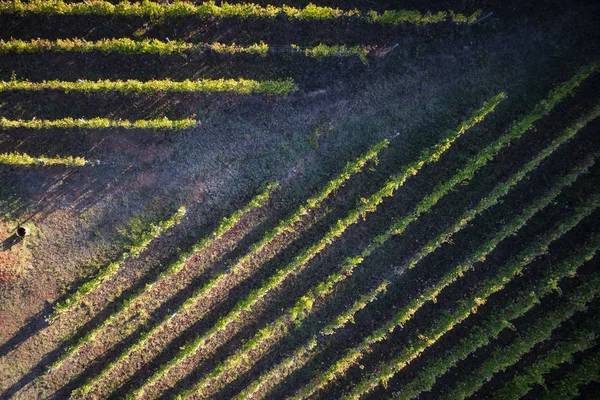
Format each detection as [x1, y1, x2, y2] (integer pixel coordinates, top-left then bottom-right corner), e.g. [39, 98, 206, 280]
[61, 182, 277, 392]
[536, 349, 600, 400]
[0, 117, 197, 130]
[0, 78, 296, 95]
[0, 152, 87, 166]
[342, 198, 598, 400]
[48, 206, 186, 322]
[393, 235, 600, 400]
[0, 1, 479, 25]
[130, 93, 502, 399]
[70, 139, 388, 397]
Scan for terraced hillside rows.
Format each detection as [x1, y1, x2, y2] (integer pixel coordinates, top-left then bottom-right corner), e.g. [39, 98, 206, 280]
[0, 1, 599, 400]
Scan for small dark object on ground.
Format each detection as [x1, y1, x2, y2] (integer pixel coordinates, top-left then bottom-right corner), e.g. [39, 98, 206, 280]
[16, 227, 29, 237]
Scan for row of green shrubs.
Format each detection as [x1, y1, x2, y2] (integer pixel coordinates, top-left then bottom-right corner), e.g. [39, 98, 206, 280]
[0, 38, 372, 62]
[135, 92, 502, 399]
[0, 151, 87, 166]
[0, 78, 296, 95]
[291, 64, 599, 399]
[394, 233, 600, 400]
[536, 348, 600, 400]
[491, 307, 599, 400]
[0, 1, 480, 25]
[344, 197, 598, 400]
[48, 206, 186, 322]
[441, 246, 600, 400]
[0, 117, 197, 130]
[70, 140, 387, 396]
[67, 182, 279, 397]
[179, 93, 507, 399]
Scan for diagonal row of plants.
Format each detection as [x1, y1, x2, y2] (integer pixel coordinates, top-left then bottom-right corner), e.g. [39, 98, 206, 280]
[189, 98, 599, 400]
[67, 90, 503, 399]
[439, 273, 600, 400]
[44, 139, 386, 381]
[280, 62, 598, 400]
[534, 347, 600, 400]
[489, 304, 599, 400]
[42, 181, 278, 377]
[338, 192, 598, 400]
[65, 138, 389, 396]
[238, 151, 596, 400]
[391, 232, 600, 400]
[48, 206, 186, 322]
[115, 92, 504, 400]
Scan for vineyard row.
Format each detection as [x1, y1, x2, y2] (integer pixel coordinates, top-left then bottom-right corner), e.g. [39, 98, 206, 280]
[0, 78, 296, 95]
[0, 39, 373, 63]
[107, 92, 504, 399]
[392, 233, 600, 400]
[46, 182, 278, 374]
[289, 61, 598, 400]
[70, 138, 389, 396]
[48, 206, 186, 322]
[0, 1, 481, 25]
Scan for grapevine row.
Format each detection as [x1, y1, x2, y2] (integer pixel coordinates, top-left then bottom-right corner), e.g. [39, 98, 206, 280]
[46, 182, 278, 375]
[0, 78, 296, 95]
[252, 153, 594, 400]
[0, 1, 481, 25]
[0, 39, 372, 63]
[126, 93, 505, 399]
[441, 275, 600, 400]
[49, 206, 186, 322]
[538, 349, 600, 400]
[70, 139, 389, 396]
[491, 314, 599, 400]
[341, 197, 598, 400]
[0, 117, 197, 130]
[180, 91, 599, 399]
[0, 151, 88, 166]
[392, 233, 600, 400]
[287, 63, 598, 400]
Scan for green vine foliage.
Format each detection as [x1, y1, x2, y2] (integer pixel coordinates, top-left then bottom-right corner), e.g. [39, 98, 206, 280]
[0, 151, 87, 166]
[70, 138, 388, 396]
[49, 206, 186, 322]
[393, 234, 600, 400]
[0, 117, 197, 130]
[344, 197, 598, 400]
[0, 78, 296, 95]
[63, 182, 277, 392]
[130, 93, 502, 399]
[0, 1, 480, 25]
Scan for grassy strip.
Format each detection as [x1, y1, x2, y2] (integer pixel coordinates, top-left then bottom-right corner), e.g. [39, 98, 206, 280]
[392, 234, 600, 400]
[491, 318, 599, 399]
[538, 349, 600, 400]
[46, 182, 277, 377]
[48, 206, 186, 322]
[0, 38, 372, 62]
[129, 93, 505, 399]
[341, 197, 598, 400]
[441, 279, 600, 400]
[287, 63, 599, 400]
[0, 78, 296, 95]
[0, 1, 481, 24]
[0, 117, 196, 130]
[0, 151, 87, 166]
[181, 97, 597, 400]
[70, 139, 389, 397]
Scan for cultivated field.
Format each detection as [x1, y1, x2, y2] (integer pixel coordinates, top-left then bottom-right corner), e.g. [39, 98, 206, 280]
[0, 1, 599, 400]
